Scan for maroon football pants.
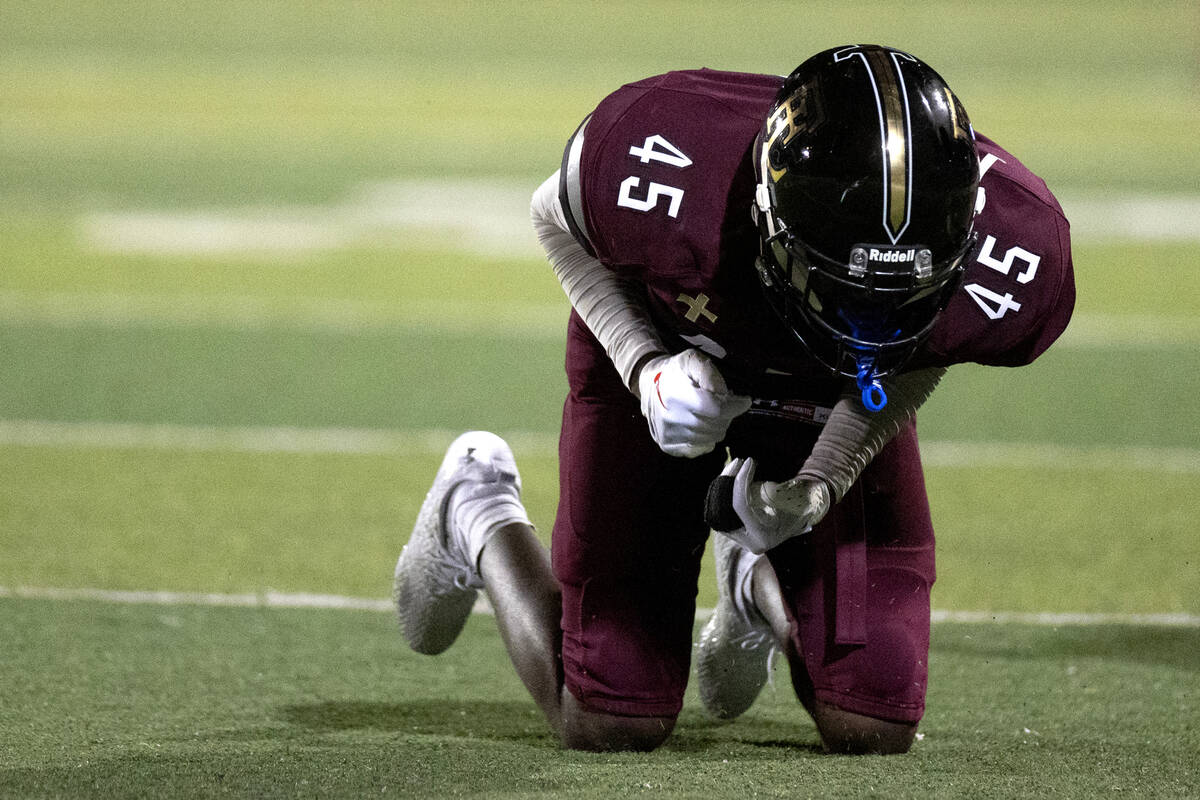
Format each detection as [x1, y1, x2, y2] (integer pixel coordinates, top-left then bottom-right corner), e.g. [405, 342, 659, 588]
[552, 314, 935, 722]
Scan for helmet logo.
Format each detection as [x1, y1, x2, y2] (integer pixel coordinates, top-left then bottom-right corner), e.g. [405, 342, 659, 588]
[833, 45, 916, 244]
[763, 83, 824, 182]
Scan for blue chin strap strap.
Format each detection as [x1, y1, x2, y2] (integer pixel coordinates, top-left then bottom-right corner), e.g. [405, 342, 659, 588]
[856, 358, 888, 412]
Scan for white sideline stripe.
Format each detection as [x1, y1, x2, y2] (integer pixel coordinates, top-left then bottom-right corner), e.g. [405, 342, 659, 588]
[2, 585, 1196, 628]
[2, 419, 1198, 474]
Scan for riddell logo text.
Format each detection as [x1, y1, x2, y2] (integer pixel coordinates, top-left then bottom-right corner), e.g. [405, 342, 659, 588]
[868, 248, 916, 263]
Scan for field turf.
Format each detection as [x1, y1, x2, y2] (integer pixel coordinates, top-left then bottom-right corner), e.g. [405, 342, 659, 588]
[1, 2, 1197, 797]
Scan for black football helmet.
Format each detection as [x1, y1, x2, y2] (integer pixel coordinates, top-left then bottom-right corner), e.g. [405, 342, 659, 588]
[754, 44, 980, 409]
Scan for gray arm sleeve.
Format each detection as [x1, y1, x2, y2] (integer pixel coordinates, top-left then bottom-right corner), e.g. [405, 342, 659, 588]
[530, 171, 667, 391]
[797, 367, 947, 501]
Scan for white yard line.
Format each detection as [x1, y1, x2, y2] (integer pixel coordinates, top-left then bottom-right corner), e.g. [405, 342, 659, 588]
[1055, 312, 1200, 349]
[1, 584, 1195, 628]
[920, 440, 1200, 474]
[76, 185, 1200, 260]
[80, 179, 541, 258]
[2, 419, 1197, 474]
[1060, 193, 1200, 243]
[928, 609, 1200, 627]
[0, 585, 394, 612]
[0, 419, 561, 458]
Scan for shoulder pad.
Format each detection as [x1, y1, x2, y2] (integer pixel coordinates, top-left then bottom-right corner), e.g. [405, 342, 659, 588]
[558, 115, 596, 256]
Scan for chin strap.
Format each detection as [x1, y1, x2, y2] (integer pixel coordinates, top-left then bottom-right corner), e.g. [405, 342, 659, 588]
[855, 358, 888, 412]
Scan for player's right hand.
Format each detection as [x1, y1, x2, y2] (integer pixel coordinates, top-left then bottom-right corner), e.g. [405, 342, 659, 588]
[636, 349, 752, 458]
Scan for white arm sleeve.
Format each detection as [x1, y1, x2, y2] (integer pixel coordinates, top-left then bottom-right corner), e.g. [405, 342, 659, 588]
[797, 367, 947, 501]
[530, 171, 667, 391]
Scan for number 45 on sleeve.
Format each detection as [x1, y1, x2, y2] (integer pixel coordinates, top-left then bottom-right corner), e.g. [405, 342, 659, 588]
[963, 235, 1041, 320]
[616, 135, 692, 218]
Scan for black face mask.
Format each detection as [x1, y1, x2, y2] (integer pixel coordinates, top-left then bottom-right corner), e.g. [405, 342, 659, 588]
[756, 223, 975, 408]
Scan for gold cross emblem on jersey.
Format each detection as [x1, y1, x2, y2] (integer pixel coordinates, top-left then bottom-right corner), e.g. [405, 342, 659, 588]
[677, 292, 717, 324]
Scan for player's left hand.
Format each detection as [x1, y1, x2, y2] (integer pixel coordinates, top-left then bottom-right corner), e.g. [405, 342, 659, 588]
[719, 457, 831, 554]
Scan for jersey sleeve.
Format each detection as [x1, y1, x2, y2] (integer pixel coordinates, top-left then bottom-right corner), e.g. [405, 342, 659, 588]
[916, 135, 1076, 368]
[557, 70, 780, 280]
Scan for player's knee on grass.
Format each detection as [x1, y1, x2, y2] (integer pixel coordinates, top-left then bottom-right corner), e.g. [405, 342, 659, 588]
[786, 616, 926, 754]
[810, 701, 917, 754]
[559, 690, 676, 752]
[816, 621, 923, 754]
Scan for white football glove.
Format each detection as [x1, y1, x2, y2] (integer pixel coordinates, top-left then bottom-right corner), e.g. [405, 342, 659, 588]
[721, 457, 831, 554]
[637, 349, 752, 458]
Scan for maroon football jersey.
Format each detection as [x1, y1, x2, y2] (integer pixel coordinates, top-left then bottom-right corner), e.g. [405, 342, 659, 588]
[558, 69, 1075, 400]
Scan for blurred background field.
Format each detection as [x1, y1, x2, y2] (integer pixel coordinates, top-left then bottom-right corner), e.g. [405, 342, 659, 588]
[2, 0, 1196, 612]
[1, 2, 1198, 795]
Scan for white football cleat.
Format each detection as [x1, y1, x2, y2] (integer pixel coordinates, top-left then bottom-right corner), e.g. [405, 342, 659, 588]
[695, 531, 776, 719]
[393, 431, 522, 655]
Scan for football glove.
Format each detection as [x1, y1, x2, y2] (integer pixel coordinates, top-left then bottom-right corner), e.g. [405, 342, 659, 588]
[637, 349, 752, 458]
[714, 457, 831, 554]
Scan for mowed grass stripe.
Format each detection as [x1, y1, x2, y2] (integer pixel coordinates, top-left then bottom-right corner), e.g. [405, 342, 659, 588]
[4, 585, 1197, 628]
[2, 419, 1198, 473]
[0, 288, 568, 337]
[0, 289, 1197, 348]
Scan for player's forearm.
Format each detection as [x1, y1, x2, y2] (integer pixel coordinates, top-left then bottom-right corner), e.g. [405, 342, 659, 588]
[795, 367, 947, 501]
[531, 173, 667, 390]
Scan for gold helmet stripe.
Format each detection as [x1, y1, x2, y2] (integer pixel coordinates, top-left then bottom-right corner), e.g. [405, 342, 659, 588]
[834, 45, 915, 243]
[865, 48, 911, 239]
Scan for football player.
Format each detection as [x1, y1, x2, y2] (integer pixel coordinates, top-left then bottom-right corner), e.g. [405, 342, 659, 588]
[393, 45, 1075, 753]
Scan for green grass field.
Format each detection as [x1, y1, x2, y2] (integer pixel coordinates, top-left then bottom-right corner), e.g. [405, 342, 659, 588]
[1, 2, 1197, 797]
